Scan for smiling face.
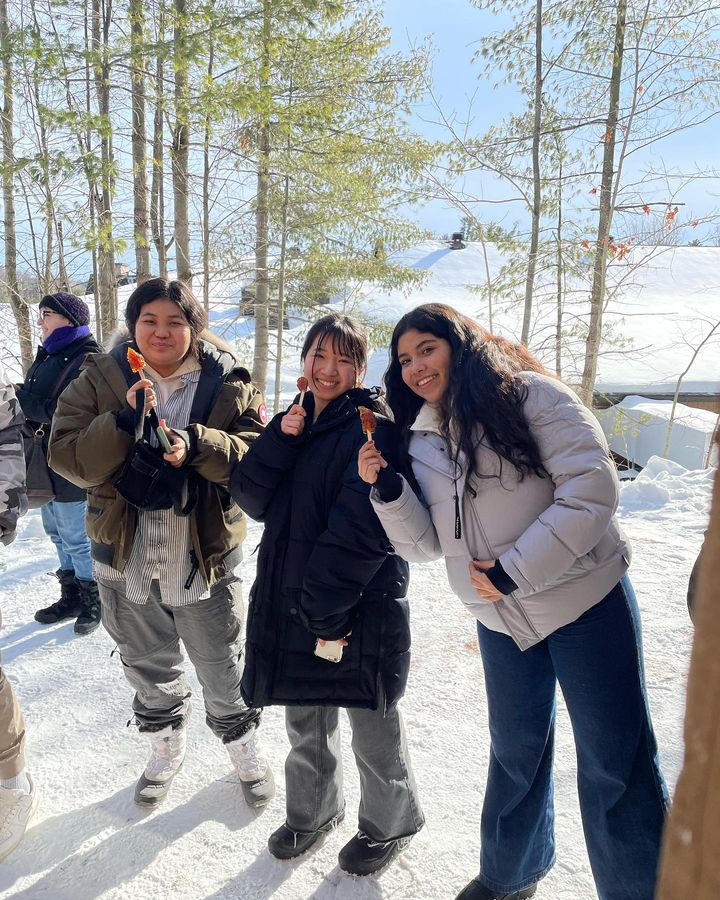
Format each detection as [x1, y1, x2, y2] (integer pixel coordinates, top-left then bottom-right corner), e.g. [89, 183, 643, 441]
[133, 298, 193, 376]
[39, 308, 72, 341]
[302, 333, 361, 417]
[397, 328, 453, 405]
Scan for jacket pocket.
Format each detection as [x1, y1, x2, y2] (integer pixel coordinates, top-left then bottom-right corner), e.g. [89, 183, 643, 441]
[86, 492, 125, 545]
[494, 593, 543, 651]
[269, 593, 378, 708]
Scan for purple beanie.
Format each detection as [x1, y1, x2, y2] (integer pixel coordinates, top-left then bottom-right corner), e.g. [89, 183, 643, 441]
[39, 291, 90, 327]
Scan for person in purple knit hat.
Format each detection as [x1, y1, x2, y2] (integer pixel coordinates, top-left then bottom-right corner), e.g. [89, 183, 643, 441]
[15, 292, 103, 634]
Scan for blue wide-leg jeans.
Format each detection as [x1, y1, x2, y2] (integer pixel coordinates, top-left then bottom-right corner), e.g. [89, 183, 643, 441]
[476, 576, 668, 900]
[41, 499, 93, 581]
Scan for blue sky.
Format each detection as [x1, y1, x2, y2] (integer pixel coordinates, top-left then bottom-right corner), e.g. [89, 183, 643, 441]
[381, 0, 720, 243]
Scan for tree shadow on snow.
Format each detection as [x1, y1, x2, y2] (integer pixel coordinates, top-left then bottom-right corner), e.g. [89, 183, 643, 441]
[0, 557, 57, 590]
[0, 619, 78, 664]
[0, 776, 262, 899]
[205, 857, 385, 900]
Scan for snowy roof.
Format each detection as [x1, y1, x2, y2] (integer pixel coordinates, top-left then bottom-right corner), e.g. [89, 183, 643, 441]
[347, 241, 720, 395]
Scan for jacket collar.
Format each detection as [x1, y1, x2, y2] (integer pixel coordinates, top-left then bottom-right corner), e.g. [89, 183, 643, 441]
[308, 387, 382, 434]
[410, 402, 443, 435]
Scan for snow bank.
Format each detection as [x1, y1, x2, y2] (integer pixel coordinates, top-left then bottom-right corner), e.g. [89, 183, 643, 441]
[597, 396, 718, 469]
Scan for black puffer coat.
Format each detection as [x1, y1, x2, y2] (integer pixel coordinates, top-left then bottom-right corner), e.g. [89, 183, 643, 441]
[17, 334, 103, 501]
[230, 388, 410, 712]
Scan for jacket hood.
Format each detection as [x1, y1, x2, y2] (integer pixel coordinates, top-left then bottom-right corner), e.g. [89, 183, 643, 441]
[106, 336, 251, 385]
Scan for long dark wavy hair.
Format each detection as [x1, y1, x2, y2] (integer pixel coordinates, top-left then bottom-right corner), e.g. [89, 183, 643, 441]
[385, 303, 550, 481]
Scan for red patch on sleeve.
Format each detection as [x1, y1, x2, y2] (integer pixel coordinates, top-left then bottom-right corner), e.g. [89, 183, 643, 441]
[257, 402, 268, 424]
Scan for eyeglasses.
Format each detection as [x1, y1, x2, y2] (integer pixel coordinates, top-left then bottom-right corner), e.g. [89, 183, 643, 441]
[38, 309, 60, 321]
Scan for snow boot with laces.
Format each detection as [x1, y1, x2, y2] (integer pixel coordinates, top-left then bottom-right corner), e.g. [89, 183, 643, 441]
[268, 809, 346, 860]
[338, 830, 413, 876]
[34, 569, 82, 624]
[74, 578, 101, 635]
[134, 725, 187, 808]
[225, 725, 275, 808]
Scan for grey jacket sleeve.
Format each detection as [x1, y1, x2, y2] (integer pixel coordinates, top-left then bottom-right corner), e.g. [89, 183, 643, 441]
[370, 475, 443, 563]
[498, 374, 621, 597]
[0, 376, 28, 545]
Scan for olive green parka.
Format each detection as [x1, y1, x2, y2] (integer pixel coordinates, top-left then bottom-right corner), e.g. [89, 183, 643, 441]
[48, 338, 266, 585]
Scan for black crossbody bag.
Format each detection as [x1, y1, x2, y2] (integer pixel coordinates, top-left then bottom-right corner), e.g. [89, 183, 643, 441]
[113, 352, 222, 515]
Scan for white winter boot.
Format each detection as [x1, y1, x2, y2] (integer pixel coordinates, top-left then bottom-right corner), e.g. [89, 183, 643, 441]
[226, 726, 275, 808]
[134, 725, 187, 808]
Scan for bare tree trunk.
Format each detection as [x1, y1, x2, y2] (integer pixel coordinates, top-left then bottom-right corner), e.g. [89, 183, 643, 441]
[580, 0, 627, 405]
[56, 218, 69, 288]
[150, 3, 168, 279]
[82, 0, 100, 325]
[92, 0, 117, 338]
[521, 0, 543, 346]
[274, 174, 290, 412]
[252, 0, 271, 394]
[130, 0, 150, 282]
[44, 212, 53, 292]
[1, 0, 32, 372]
[171, 0, 191, 284]
[202, 24, 215, 312]
[29, 0, 63, 295]
[480, 229, 493, 332]
[555, 155, 563, 378]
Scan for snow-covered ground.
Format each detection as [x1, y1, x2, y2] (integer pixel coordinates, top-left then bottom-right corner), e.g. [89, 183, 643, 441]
[0, 457, 711, 899]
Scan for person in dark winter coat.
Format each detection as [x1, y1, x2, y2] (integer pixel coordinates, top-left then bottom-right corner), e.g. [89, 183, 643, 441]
[49, 278, 274, 812]
[15, 292, 103, 635]
[230, 313, 423, 877]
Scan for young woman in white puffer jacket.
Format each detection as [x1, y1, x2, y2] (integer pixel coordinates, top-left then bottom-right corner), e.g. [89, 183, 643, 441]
[358, 303, 668, 900]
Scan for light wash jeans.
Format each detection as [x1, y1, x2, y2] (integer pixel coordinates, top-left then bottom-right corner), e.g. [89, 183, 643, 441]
[99, 575, 260, 739]
[476, 576, 668, 900]
[284, 693, 424, 842]
[41, 499, 93, 581]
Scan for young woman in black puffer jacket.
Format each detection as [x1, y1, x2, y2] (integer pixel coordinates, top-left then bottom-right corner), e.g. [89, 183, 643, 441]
[230, 313, 423, 877]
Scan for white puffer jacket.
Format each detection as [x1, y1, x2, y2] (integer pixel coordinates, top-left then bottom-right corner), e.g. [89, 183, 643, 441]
[371, 372, 630, 650]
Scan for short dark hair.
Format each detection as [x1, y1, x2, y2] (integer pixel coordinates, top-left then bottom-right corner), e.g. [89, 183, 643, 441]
[301, 313, 368, 375]
[125, 278, 208, 357]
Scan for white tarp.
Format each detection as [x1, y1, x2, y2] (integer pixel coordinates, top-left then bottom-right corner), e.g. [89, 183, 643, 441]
[596, 395, 718, 469]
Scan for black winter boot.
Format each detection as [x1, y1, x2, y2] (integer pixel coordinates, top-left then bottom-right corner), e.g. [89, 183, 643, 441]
[34, 569, 82, 624]
[454, 879, 538, 900]
[74, 579, 101, 635]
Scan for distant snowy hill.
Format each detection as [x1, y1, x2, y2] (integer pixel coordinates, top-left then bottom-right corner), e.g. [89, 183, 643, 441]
[342, 241, 720, 397]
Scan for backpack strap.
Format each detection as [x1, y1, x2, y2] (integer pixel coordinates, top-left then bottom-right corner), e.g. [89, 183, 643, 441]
[50, 353, 88, 401]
